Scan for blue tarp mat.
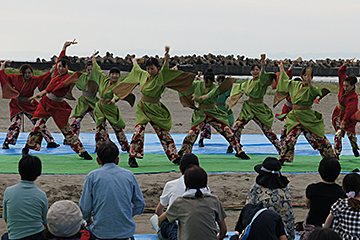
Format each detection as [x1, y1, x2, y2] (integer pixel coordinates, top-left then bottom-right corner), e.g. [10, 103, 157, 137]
[0, 132, 351, 156]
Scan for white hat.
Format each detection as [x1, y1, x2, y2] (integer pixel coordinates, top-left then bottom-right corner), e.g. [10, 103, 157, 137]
[47, 200, 83, 237]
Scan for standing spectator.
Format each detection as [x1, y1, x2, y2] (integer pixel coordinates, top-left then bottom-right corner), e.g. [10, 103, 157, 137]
[2, 155, 48, 240]
[79, 142, 145, 240]
[305, 156, 346, 227]
[150, 153, 200, 240]
[246, 157, 295, 240]
[324, 173, 360, 239]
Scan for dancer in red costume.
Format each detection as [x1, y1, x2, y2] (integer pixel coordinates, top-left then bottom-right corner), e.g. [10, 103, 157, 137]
[332, 59, 359, 157]
[0, 61, 59, 149]
[22, 40, 92, 160]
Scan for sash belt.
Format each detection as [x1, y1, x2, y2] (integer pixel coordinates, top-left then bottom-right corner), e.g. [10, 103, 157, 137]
[248, 97, 263, 104]
[141, 94, 160, 104]
[47, 93, 64, 102]
[293, 104, 312, 110]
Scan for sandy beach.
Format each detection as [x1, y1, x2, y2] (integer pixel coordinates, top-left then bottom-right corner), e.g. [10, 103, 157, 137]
[0, 83, 356, 235]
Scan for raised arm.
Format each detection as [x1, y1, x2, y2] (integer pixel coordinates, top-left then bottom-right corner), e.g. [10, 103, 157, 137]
[0, 61, 5, 71]
[277, 60, 285, 72]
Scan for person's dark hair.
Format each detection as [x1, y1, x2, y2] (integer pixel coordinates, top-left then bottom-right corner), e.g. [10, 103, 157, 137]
[216, 74, 225, 84]
[97, 142, 119, 164]
[344, 74, 358, 86]
[145, 57, 160, 69]
[342, 172, 360, 208]
[250, 64, 260, 71]
[308, 228, 341, 240]
[59, 56, 70, 68]
[301, 67, 314, 78]
[109, 67, 120, 75]
[318, 156, 341, 182]
[184, 166, 207, 198]
[19, 64, 33, 76]
[180, 153, 200, 174]
[293, 77, 302, 82]
[204, 68, 215, 83]
[18, 155, 42, 181]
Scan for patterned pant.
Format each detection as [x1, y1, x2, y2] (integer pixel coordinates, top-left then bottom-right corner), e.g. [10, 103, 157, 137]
[280, 125, 319, 150]
[333, 117, 359, 156]
[129, 122, 179, 161]
[180, 116, 242, 154]
[25, 118, 86, 154]
[71, 107, 96, 137]
[279, 125, 336, 162]
[199, 124, 211, 140]
[95, 120, 129, 151]
[4, 112, 54, 145]
[232, 117, 281, 153]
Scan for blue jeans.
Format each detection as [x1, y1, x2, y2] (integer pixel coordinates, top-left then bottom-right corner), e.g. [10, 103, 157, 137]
[160, 219, 178, 240]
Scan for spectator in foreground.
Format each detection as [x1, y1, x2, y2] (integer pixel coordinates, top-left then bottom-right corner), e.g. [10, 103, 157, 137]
[246, 157, 295, 240]
[305, 156, 346, 227]
[2, 155, 48, 240]
[45, 200, 90, 240]
[150, 153, 200, 240]
[307, 228, 341, 240]
[159, 165, 227, 240]
[230, 202, 287, 240]
[79, 142, 145, 240]
[324, 172, 360, 239]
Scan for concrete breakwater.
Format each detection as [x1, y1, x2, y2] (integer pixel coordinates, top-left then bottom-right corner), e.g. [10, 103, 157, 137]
[8, 53, 360, 76]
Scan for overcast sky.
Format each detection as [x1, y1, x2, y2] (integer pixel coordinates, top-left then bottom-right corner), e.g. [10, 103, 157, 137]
[1, 0, 360, 61]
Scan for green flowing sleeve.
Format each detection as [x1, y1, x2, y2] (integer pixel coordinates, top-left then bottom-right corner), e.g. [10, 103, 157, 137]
[161, 65, 196, 95]
[179, 81, 197, 109]
[90, 61, 107, 84]
[111, 64, 141, 100]
[228, 82, 244, 109]
[206, 84, 220, 99]
[259, 71, 276, 87]
[273, 71, 291, 107]
[123, 64, 148, 83]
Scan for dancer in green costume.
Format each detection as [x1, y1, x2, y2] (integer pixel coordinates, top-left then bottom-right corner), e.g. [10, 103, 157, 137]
[230, 57, 281, 153]
[112, 47, 195, 167]
[198, 75, 235, 153]
[178, 68, 250, 159]
[90, 55, 130, 152]
[274, 61, 336, 163]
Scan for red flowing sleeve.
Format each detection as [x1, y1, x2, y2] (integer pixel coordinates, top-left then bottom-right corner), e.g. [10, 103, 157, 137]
[32, 71, 52, 91]
[343, 95, 358, 123]
[53, 50, 66, 77]
[338, 65, 347, 91]
[285, 69, 293, 79]
[0, 70, 19, 99]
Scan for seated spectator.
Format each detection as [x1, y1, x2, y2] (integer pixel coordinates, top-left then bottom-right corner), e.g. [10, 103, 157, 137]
[150, 153, 200, 240]
[45, 200, 90, 240]
[2, 155, 48, 240]
[307, 228, 341, 240]
[79, 142, 145, 240]
[230, 202, 287, 240]
[159, 165, 227, 240]
[305, 156, 346, 227]
[246, 157, 295, 240]
[324, 172, 360, 239]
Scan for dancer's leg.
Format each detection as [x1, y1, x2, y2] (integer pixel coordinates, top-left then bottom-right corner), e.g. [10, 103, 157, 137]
[151, 122, 179, 162]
